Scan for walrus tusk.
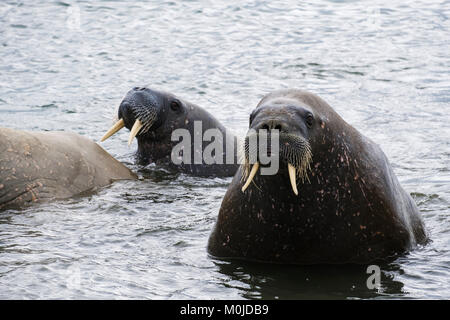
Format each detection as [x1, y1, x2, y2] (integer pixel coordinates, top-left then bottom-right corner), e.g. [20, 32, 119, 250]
[288, 163, 298, 195]
[241, 162, 259, 193]
[100, 119, 125, 142]
[128, 119, 143, 146]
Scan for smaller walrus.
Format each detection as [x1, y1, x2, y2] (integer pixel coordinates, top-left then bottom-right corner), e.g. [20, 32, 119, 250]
[100, 87, 239, 177]
[0, 127, 136, 210]
[208, 89, 427, 264]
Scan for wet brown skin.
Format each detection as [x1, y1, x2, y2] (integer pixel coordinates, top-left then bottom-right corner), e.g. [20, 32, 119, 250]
[207, 89, 427, 264]
[0, 127, 136, 210]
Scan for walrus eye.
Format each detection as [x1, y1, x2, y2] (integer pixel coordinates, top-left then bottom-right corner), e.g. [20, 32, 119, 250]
[170, 99, 181, 111]
[306, 113, 314, 128]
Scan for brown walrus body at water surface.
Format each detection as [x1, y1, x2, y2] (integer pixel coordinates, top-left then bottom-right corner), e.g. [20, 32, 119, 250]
[0, 127, 136, 210]
[2, 88, 240, 210]
[208, 89, 427, 264]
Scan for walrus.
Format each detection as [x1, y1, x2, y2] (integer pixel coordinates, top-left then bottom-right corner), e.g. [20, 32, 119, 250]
[207, 89, 427, 264]
[100, 87, 239, 177]
[0, 127, 136, 210]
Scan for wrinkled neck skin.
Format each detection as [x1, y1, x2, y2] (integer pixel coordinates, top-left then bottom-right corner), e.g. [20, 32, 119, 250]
[136, 102, 239, 177]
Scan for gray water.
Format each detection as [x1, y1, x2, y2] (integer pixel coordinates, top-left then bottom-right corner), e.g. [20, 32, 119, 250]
[0, 0, 449, 299]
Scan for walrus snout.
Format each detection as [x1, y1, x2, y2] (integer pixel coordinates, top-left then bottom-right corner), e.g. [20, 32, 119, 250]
[241, 103, 315, 194]
[242, 129, 312, 195]
[253, 119, 285, 132]
[101, 87, 163, 145]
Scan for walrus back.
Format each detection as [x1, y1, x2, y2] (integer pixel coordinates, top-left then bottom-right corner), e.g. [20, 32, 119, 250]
[0, 127, 136, 210]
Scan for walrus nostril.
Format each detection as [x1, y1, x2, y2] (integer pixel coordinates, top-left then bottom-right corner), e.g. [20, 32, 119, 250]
[258, 121, 283, 131]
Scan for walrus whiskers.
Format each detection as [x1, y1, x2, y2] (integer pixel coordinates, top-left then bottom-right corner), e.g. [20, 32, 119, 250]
[133, 105, 157, 135]
[127, 105, 158, 146]
[241, 132, 312, 195]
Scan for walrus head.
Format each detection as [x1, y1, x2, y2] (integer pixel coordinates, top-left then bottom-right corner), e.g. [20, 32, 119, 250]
[100, 87, 239, 176]
[241, 95, 316, 195]
[101, 87, 182, 143]
[100, 87, 194, 163]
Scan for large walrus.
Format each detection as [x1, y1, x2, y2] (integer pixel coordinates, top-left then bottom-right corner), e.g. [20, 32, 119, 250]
[100, 87, 239, 177]
[0, 127, 136, 210]
[207, 89, 427, 264]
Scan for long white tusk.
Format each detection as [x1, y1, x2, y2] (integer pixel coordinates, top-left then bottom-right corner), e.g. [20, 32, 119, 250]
[241, 162, 259, 193]
[128, 119, 143, 146]
[100, 119, 125, 142]
[288, 163, 298, 195]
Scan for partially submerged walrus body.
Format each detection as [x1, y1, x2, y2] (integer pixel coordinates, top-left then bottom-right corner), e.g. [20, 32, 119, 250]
[208, 89, 427, 264]
[0, 127, 136, 210]
[101, 87, 239, 177]
[1, 88, 239, 209]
